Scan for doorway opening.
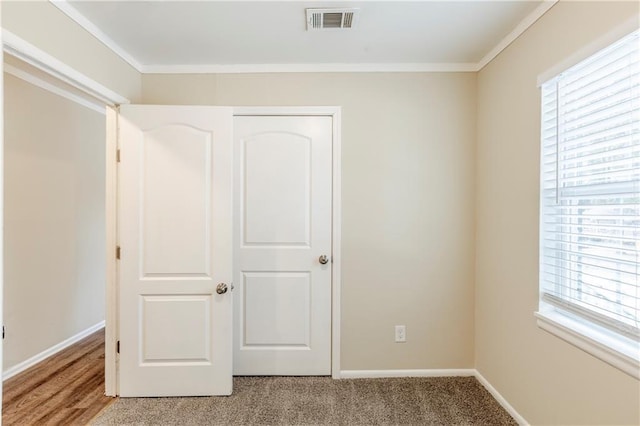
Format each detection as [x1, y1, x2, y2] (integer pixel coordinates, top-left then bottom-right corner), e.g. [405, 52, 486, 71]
[2, 54, 112, 420]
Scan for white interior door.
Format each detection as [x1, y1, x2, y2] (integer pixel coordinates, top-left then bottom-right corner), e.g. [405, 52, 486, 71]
[233, 116, 332, 375]
[118, 105, 233, 396]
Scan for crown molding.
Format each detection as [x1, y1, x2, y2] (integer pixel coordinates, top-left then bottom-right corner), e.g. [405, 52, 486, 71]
[48, 0, 559, 75]
[141, 62, 479, 74]
[49, 0, 143, 72]
[476, 0, 559, 71]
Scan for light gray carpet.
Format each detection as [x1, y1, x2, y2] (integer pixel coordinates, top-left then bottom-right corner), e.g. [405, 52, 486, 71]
[92, 376, 517, 425]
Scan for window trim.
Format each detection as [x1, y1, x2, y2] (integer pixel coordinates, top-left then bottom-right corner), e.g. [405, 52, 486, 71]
[536, 25, 640, 379]
[536, 16, 639, 87]
[535, 310, 639, 379]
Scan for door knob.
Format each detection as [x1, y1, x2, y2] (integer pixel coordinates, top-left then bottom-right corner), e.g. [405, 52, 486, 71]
[216, 283, 228, 294]
[318, 255, 329, 265]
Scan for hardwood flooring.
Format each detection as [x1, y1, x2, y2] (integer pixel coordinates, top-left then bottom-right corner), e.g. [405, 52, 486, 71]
[3, 330, 114, 425]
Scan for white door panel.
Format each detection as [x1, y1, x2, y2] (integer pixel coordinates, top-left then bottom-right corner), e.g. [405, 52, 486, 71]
[118, 105, 233, 396]
[243, 272, 311, 346]
[233, 116, 332, 375]
[242, 132, 311, 246]
[141, 126, 212, 275]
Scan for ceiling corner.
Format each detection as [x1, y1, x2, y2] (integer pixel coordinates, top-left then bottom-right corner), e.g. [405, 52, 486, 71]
[475, 0, 559, 72]
[49, 0, 144, 73]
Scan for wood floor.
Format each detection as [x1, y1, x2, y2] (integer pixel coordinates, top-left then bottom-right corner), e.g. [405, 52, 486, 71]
[3, 330, 114, 425]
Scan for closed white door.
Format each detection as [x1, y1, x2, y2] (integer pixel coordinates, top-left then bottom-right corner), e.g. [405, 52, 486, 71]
[233, 116, 332, 375]
[118, 105, 233, 396]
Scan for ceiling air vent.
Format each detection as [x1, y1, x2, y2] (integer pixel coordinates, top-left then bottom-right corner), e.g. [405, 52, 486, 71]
[306, 8, 359, 31]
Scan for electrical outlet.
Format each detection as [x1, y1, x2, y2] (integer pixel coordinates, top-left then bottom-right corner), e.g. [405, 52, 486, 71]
[395, 325, 406, 343]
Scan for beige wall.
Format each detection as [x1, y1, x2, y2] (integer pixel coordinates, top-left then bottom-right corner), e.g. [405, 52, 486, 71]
[476, 1, 640, 425]
[2, 1, 141, 102]
[3, 73, 106, 372]
[4, 0, 639, 422]
[144, 72, 478, 369]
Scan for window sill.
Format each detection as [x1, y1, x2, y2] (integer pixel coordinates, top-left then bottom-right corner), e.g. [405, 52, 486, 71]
[535, 311, 639, 379]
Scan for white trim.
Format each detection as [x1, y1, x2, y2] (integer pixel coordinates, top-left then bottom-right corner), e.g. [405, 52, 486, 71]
[2, 29, 129, 106]
[535, 311, 640, 379]
[233, 106, 340, 116]
[4, 63, 106, 115]
[474, 371, 529, 426]
[537, 16, 640, 86]
[232, 106, 342, 379]
[330, 110, 342, 380]
[339, 369, 476, 379]
[477, 0, 558, 71]
[141, 63, 478, 74]
[104, 106, 119, 397]
[0, 5, 5, 417]
[2, 321, 106, 381]
[49, 0, 143, 72]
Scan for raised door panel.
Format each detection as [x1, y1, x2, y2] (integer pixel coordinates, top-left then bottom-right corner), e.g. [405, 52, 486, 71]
[142, 125, 212, 277]
[242, 272, 311, 347]
[141, 295, 211, 362]
[242, 133, 311, 247]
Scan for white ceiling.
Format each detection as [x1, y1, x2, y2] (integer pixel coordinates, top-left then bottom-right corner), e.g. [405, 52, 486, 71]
[55, 0, 553, 73]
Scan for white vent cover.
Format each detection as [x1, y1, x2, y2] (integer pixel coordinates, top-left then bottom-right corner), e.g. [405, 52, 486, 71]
[306, 8, 359, 30]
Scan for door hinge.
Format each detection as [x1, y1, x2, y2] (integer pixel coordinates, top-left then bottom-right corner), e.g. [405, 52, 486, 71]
[116, 246, 121, 260]
[116, 149, 121, 163]
[117, 340, 120, 354]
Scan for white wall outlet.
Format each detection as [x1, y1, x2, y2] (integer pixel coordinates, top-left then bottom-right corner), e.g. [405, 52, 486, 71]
[395, 325, 406, 343]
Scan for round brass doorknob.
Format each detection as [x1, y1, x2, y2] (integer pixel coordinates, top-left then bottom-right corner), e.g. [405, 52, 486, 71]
[216, 283, 228, 294]
[319, 255, 329, 265]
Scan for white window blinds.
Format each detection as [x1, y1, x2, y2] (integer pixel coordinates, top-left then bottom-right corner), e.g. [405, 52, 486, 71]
[540, 29, 640, 342]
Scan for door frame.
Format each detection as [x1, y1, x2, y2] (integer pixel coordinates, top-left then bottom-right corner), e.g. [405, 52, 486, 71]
[106, 106, 342, 395]
[1, 29, 129, 397]
[233, 107, 342, 379]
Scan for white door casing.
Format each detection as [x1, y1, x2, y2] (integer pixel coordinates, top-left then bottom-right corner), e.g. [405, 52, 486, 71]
[118, 105, 233, 396]
[233, 115, 333, 375]
[0, 3, 4, 413]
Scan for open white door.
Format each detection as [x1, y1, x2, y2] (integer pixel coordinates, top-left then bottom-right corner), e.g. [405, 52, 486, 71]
[118, 105, 233, 397]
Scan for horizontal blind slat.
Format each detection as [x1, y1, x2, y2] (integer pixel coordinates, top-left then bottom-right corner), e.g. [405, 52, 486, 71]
[561, 60, 639, 106]
[542, 253, 638, 275]
[558, 108, 639, 141]
[542, 290, 639, 326]
[541, 245, 638, 268]
[541, 293, 640, 340]
[542, 263, 639, 289]
[544, 193, 638, 208]
[541, 281, 639, 306]
[542, 135, 640, 164]
[542, 122, 639, 150]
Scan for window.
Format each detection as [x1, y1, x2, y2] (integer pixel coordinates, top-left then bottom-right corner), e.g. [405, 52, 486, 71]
[538, 29, 639, 378]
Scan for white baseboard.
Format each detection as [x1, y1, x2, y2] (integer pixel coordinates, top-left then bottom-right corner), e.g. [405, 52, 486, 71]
[339, 369, 476, 379]
[474, 370, 529, 426]
[2, 321, 105, 381]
